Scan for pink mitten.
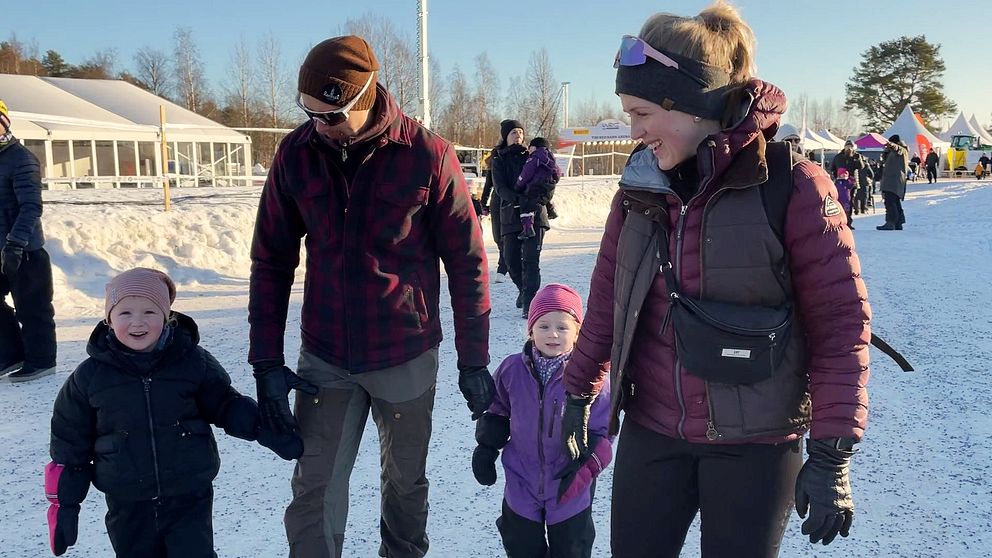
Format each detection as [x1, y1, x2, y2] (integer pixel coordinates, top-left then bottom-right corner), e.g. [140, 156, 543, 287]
[555, 436, 613, 504]
[45, 462, 85, 556]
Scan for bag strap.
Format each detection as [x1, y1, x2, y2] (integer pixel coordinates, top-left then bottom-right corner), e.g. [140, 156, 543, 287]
[869, 333, 914, 372]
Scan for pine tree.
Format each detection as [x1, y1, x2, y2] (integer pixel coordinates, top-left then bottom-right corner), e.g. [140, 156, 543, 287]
[844, 35, 956, 131]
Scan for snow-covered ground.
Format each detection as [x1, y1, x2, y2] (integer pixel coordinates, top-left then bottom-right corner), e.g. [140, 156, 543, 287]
[1, 175, 990, 557]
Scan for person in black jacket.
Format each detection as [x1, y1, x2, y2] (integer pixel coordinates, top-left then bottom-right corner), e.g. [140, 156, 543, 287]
[491, 122, 556, 317]
[47, 268, 264, 558]
[481, 119, 526, 284]
[0, 99, 57, 382]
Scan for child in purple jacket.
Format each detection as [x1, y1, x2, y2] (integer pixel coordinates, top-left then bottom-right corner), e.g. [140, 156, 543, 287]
[835, 167, 855, 229]
[515, 137, 561, 240]
[472, 283, 611, 557]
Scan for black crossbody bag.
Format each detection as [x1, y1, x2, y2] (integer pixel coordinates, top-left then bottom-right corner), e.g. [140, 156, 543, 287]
[658, 237, 793, 385]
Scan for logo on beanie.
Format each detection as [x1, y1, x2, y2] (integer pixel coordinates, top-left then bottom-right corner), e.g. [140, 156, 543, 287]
[321, 84, 343, 103]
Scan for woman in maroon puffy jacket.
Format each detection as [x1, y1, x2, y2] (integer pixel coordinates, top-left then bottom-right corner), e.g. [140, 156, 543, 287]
[558, 2, 872, 557]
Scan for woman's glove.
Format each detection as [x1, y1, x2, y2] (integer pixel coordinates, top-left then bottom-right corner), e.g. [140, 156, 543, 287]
[795, 438, 857, 545]
[560, 394, 594, 461]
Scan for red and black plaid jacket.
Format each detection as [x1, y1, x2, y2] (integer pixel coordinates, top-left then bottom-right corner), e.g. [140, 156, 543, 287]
[248, 90, 490, 373]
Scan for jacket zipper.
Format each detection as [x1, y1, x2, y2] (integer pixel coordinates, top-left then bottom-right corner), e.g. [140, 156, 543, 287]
[549, 399, 558, 439]
[536, 381, 545, 497]
[338, 145, 379, 370]
[142, 377, 162, 499]
[673, 142, 717, 440]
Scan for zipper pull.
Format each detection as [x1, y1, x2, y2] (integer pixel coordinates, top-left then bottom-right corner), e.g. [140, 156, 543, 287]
[341, 147, 348, 162]
[630, 382, 636, 397]
[706, 421, 720, 441]
[660, 301, 675, 334]
[769, 332, 776, 341]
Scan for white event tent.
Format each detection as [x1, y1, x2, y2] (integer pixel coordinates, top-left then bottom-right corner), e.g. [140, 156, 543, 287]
[817, 129, 848, 149]
[881, 105, 949, 159]
[966, 114, 992, 145]
[0, 74, 252, 188]
[939, 112, 986, 143]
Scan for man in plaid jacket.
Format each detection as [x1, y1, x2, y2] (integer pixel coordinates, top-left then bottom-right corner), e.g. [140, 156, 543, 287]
[247, 36, 493, 558]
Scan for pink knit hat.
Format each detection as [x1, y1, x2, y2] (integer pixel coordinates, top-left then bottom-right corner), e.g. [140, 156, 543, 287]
[105, 268, 176, 320]
[527, 283, 584, 332]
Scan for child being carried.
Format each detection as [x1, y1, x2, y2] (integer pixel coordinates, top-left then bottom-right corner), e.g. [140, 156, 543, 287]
[514, 137, 561, 240]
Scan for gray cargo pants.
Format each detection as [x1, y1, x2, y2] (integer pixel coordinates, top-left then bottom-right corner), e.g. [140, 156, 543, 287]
[285, 347, 438, 558]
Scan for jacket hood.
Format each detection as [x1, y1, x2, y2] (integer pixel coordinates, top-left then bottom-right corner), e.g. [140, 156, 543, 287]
[530, 148, 557, 171]
[87, 312, 199, 369]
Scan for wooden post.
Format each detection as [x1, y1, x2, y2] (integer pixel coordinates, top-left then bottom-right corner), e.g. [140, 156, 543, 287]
[159, 105, 171, 211]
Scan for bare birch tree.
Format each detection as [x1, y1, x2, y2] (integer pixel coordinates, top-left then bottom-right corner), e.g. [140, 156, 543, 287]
[224, 36, 254, 128]
[173, 26, 208, 112]
[134, 47, 171, 97]
[572, 94, 627, 127]
[342, 13, 418, 113]
[471, 52, 501, 147]
[436, 65, 473, 145]
[524, 49, 559, 139]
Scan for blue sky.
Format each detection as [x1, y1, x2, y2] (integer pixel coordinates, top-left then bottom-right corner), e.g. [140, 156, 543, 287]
[7, 0, 991, 130]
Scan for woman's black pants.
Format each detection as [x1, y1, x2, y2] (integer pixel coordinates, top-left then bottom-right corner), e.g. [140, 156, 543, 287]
[611, 419, 802, 558]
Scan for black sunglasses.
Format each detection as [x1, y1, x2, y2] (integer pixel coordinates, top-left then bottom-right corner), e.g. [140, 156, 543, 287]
[297, 73, 374, 127]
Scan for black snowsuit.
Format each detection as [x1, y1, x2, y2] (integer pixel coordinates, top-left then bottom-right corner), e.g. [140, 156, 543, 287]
[50, 313, 258, 557]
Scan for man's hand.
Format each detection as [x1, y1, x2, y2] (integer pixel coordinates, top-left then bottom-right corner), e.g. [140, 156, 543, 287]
[1, 240, 24, 278]
[253, 364, 319, 460]
[457, 364, 495, 420]
[795, 438, 857, 545]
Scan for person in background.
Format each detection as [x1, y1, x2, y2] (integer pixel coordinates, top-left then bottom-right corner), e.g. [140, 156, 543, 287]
[834, 168, 856, 229]
[561, 2, 872, 556]
[473, 284, 611, 558]
[493, 127, 556, 318]
[482, 120, 525, 284]
[877, 134, 909, 230]
[248, 36, 492, 557]
[924, 149, 939, 184]
[514, 137, 561, 240]
[0, 98, 57, 382]
[48, 268, 260, 557]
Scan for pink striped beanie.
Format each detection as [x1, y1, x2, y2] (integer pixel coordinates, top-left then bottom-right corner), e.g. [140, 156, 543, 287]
[105, 268, 176, 320]
[527, 283, 584, 332]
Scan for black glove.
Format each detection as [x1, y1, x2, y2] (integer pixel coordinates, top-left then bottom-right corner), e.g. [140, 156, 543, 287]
[219, 396, 260, 442]
[457, 364, 495, 421]
[1, 240, 24, 278]
[471, 445, 500, 486]
[795, 438, 857, 545]
[51, 504, 79, 556]
[560, 394, 593, 462]
[254, 364, 318, 460]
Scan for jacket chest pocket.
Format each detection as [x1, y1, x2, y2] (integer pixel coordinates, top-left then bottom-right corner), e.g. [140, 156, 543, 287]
[373, 185, 429, 245]
[297, 187, 340, 243]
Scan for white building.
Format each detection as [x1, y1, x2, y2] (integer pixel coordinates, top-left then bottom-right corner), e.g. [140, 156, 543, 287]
[0, 74, 252, 189]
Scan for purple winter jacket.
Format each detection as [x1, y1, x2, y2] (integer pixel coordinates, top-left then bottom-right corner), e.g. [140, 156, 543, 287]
[515, 147, 561, 197]
[488, 342, 611, 525]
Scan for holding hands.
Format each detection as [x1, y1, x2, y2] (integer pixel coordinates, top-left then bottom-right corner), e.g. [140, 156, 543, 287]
[253, 363, 319, 460]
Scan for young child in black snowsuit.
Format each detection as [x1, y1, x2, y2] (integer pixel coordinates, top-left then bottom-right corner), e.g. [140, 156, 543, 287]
[515, 137, 561, 239]
[46, 268, 267, 558]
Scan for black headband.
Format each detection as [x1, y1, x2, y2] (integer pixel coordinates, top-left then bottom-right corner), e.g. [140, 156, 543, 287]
[615, 47, 736, 121]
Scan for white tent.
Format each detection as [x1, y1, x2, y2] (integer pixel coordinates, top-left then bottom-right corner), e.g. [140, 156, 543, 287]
[0, 74, 252, 188]
[967, 114, 992, 145]
[817, 129, 848, 149]
[773, 123, 829, 150]
[881, 105, 949, 158]
[939, 112, 985, 143]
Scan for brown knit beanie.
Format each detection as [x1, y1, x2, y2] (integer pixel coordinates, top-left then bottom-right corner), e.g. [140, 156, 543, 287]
[105, 268, 177, 320]
[298, 36, 379, 111]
